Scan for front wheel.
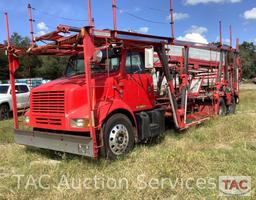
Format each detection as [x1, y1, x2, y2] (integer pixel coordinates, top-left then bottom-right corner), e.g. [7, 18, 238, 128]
[0, 104, 10, 120]
[101, 114, 135, 160]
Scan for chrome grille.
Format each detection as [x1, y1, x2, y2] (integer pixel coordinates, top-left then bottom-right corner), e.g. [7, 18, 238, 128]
[32, 91, 65, 115]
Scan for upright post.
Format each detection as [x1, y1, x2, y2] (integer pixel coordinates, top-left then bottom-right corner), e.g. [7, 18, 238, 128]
[214, 21, 224, 114]
[82, 29, 97, 158]
[217, 20, 224, 83]
[236, 38, 239, 52]
[5, 13, 19, 129]
[234, 38, 240, 92]
[229, 25, 232, 49]
[28, 4, 35, 46]
[112, 0, 117, 35]
[87, 0, 93, 33]
[170, 0, 175, 40]
[219, 21, 222, 47]
[181, 46, 189, 125]
[84, 1, 97, 157]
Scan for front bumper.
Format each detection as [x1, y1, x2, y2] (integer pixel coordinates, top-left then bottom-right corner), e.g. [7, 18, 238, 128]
[14, 129, 94, 157]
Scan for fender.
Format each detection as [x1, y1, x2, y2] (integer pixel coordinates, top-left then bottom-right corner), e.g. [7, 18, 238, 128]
[96, 98, 137, 129]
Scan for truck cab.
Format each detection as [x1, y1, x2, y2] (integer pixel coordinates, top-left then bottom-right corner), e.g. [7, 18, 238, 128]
[23, 46, 163, 159]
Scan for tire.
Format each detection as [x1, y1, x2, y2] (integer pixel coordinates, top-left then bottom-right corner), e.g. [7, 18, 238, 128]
[101, 114, 135, 160]
[218, 98, 227, 116]
[0, 104, 10, 120]
[227, 96, 236, 114]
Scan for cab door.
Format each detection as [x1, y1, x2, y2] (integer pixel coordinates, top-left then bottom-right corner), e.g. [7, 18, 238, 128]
[119, 51, 155, 111]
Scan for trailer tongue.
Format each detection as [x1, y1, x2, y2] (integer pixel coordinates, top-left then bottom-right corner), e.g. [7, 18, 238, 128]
[3, 1, 241, 159]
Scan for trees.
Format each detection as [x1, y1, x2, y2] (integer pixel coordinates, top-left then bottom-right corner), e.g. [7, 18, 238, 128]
[1, 32, 34, 79]
[239, 42, 256, 79]
[0, 52, 9, 80]
[0, 33, 67, 81]
[37, 56, 68, 80]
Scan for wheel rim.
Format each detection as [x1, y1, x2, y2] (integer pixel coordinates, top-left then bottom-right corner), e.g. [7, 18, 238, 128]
[0, 106, 9, 120]
[109, 124, 129, 155]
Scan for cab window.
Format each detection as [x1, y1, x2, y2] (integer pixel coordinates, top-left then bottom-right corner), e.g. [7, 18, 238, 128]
[125, 52, 144, 74]
[65, 49, 120, 77]
[66, 58, 86, 77]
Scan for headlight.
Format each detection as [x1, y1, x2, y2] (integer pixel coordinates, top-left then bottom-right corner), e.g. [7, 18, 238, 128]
[70, 119, 89, 128]
[24, 116, 30, 124]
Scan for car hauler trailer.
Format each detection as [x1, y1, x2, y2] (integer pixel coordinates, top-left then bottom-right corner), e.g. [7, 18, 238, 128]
[4, 1, 242, 159]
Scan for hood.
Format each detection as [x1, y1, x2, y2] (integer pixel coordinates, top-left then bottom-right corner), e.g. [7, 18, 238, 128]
[31, 75, 89, 114]
[33, 75, 86, 92]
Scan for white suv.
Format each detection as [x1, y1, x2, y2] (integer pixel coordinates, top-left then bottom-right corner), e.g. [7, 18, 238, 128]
[0, 83, 30, 120]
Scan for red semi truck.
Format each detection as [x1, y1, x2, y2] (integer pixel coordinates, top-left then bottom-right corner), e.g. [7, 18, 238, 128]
[5, 26, 241, 159]
[3, 3, 241, 159]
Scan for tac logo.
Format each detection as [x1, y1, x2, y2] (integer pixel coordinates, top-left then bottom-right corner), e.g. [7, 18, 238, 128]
[219, 176, 251, 196]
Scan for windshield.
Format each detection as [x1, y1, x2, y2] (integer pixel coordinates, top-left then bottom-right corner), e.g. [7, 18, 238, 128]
[65, 49, 120, 77]
[66, 58, 85, 77]
[0, 86, 9, 94]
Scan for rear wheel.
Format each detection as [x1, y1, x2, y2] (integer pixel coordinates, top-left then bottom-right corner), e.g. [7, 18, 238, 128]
[227, 96, 236, 114]
[0, 104, 10, 120]
[218, 98, 227, 116]
[101, 114, 135, 160]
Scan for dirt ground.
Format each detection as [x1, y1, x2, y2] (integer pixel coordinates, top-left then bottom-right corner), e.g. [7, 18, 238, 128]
[240, 82, 256, 90]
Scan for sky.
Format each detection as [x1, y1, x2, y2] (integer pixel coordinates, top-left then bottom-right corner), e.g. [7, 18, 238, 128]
[0, 0, 256, 47]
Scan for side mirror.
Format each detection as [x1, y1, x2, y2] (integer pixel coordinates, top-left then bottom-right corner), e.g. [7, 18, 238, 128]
[145, 47, 154, 69]
[93, 50, 103, 63]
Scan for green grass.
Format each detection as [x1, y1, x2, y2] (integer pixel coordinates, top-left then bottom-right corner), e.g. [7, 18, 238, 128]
[0, 90, 256, 199]
[0, 119, 14, 144]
